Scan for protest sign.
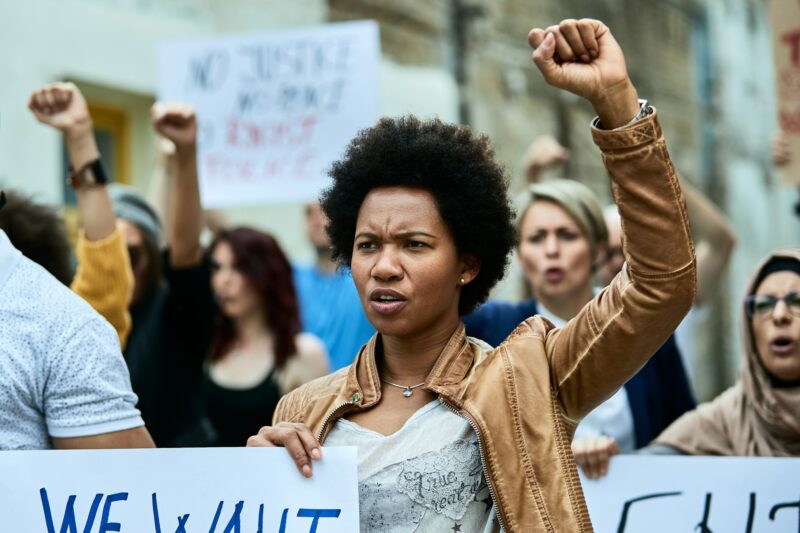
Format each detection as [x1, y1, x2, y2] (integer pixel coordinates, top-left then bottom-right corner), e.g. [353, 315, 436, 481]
[0, 447, 358, 532]
[770, 0, 800, 184]
[157, 21, 381, 207]
[581, 455, 800, 532]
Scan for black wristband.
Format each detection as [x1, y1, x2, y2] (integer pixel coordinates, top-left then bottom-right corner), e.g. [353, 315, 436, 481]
[67, 158, 108, 189]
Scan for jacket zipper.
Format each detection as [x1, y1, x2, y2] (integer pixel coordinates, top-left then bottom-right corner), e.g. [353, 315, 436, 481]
[316, 395, 360, 442]
[439, 397, 508, 532]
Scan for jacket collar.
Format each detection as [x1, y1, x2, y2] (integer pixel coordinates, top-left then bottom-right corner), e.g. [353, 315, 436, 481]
[341, 323, 477, 409]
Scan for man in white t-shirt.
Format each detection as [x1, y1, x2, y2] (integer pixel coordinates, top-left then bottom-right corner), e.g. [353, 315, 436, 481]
[0, 224, 153, 449]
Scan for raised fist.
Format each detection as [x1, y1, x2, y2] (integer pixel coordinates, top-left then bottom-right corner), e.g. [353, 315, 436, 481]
[28, 82, 92, 135]
[529, 19, 639, 128]
[151, 102, 197, 150]
[522, 135, 570, 183]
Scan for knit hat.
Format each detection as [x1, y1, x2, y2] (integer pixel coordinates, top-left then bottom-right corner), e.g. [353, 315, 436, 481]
[108, 184, 162, 244]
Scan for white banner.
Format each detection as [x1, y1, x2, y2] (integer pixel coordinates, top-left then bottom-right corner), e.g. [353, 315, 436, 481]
[582, 456, 800, 532]
[157, 21, 381, 207]
[0, 447, 358, 532]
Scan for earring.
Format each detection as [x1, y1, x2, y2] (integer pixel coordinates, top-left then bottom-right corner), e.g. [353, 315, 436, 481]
[460, 277, 466, 285]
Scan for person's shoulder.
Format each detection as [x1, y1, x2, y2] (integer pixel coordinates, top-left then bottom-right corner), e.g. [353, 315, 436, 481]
[3, 255, 102, 333]
[274, 366, 349, 423]
[293, 332, 329, 369]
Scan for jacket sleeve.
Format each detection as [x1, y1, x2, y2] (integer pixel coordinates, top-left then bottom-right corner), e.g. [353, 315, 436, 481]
[69, 226, 134, 349]
[546, 112, 696, 422]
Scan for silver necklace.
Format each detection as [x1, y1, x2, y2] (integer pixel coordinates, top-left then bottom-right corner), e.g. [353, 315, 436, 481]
[381, 379, 426, 398]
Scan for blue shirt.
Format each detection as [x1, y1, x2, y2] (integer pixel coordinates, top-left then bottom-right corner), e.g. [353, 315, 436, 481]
[293, 264, 374, 371]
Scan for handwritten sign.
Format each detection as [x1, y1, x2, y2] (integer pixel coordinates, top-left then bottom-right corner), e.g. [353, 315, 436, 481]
[581, 456, 800, 532]
[0, 447, 358, 532]
[157, 21, 381, 207]
[770, 0, 800, 184]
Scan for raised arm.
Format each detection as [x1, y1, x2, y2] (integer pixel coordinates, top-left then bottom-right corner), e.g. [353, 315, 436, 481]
[28, 83, 133, 346]
[151, 103, 204, 268]
[528, 19, 696, 420]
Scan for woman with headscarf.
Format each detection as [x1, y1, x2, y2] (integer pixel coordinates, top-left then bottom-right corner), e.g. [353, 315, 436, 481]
[651, 248, 800, 456]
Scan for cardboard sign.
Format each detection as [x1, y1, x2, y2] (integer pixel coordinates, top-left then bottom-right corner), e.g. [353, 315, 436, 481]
[157, 21, 381, 207]
[0, 447, 358, 532]
[770, 0, 800, 184]
[581, 455, 800, 532]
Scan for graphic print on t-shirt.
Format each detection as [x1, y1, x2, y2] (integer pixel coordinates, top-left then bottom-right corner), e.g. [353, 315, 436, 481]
[359, 438, 490, 531]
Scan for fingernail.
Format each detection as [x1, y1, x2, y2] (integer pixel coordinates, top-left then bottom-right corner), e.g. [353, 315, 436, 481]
[302, 464, 312, 477]
[153, 103, 165, 118]
[581, 54, 590, 63]
[590, 49, 599, 58]
[311, 448, 321, 460]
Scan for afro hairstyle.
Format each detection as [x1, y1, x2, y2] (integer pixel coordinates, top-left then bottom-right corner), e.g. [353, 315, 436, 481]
[320, 115, 517, 315]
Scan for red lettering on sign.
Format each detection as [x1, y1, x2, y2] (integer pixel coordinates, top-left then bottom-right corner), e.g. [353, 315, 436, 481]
[782, 29, 800, 67]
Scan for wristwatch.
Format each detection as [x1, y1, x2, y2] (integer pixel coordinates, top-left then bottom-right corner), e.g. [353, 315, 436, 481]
[67, 158, 108, 189]
[592, 98, 653, 130]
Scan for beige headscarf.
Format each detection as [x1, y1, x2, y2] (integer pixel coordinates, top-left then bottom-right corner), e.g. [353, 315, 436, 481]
[655, 247, 800, 456]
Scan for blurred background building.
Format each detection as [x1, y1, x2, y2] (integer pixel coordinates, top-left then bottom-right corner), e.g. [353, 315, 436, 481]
[0, 0, 797, 400]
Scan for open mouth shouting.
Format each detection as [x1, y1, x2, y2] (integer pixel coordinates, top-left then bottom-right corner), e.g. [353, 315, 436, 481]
[369, 288, 408, 315]
[770, 335, 798, 357]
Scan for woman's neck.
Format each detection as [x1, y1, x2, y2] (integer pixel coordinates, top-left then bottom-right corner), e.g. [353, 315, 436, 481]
[535, 283, 594, 322]
[232, 311, 271, 346]
[379, 317, 461, 385]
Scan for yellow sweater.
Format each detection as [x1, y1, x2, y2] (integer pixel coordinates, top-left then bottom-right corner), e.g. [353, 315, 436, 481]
[70, 226, 133, 348]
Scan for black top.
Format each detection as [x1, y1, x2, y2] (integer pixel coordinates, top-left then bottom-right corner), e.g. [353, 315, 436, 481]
[124, 253, 214, 447]
[203, 367, 282, 447]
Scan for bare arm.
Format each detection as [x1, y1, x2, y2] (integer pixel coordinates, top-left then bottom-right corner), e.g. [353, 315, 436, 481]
[681, 177, 735, 306]
[28, 83, 133, 345]
[152, 103, 204, 268]
[28, 83, 116, 241]
[52, 426, 155, 449]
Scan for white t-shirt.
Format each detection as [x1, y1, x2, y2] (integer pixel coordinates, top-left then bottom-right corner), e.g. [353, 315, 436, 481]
[326, 399, 501, 532]
[537, 299, 636, 452]
[0, 230, 144, 449]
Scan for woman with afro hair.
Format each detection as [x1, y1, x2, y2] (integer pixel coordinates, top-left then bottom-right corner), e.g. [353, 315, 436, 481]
[248, 19, 696, 532]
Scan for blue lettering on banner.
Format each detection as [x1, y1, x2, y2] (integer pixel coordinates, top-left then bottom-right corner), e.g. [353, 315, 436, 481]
[98, 493, 128, 533]
[41, 490, 343, 532]
[296, 509, 342, 533]
[40, 488, 103, 533]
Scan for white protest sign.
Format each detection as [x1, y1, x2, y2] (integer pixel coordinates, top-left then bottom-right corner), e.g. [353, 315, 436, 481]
[581, 456, 800, 532]
[0, 447, 358, 532]
[157, 21, 381, 207]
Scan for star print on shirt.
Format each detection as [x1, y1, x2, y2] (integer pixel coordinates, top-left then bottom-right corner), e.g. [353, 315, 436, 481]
[452, 523, 462, 532]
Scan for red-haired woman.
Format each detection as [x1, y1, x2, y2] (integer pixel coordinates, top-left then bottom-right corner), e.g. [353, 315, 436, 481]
[199, 227, 329, 447]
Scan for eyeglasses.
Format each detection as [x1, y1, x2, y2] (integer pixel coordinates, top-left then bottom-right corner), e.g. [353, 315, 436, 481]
[744, 291, 800, 320]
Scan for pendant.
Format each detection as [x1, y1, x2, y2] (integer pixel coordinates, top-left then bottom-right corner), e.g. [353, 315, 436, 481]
[403, 387, 413, 398]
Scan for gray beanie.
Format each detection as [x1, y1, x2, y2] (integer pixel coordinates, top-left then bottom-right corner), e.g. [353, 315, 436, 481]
[108, 184, 162, 244]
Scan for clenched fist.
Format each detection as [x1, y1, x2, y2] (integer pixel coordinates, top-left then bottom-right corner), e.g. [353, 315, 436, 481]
[151, 102, 197, 152]
[528, 19, 640, 129]
[28, 82, 92, 137]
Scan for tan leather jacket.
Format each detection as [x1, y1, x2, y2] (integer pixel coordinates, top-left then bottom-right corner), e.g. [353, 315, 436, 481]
[273, 113, 696, 532]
